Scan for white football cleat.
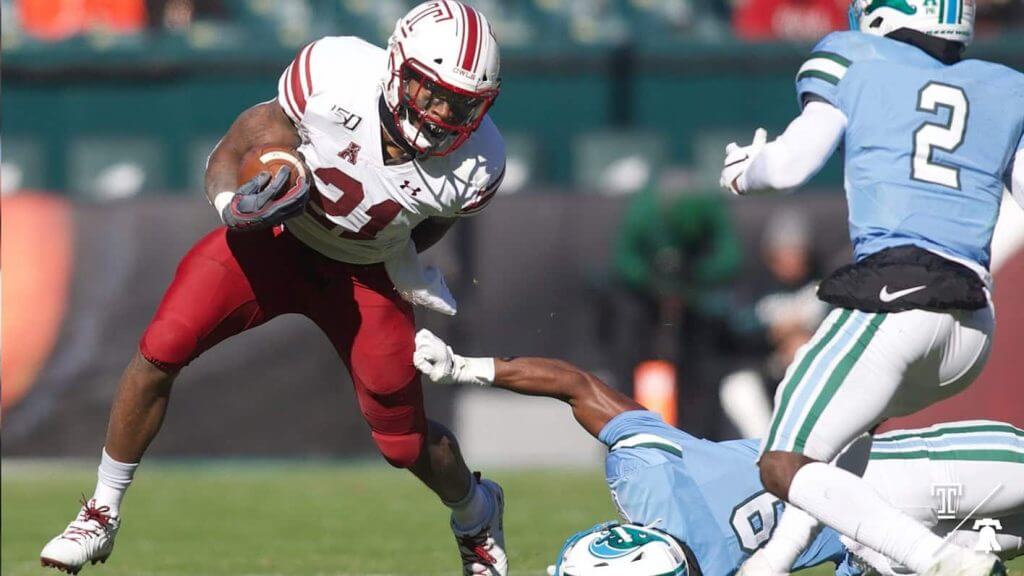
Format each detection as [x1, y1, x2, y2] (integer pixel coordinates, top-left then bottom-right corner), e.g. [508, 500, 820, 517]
[452, 474, 507, 576]
[922, 547, 1006, 576]
[40, 498, 120, 574]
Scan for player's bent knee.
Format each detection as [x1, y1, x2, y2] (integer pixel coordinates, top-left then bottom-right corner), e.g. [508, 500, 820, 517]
[354, 361, 418, 396]
[139, 318, 200, 373]
[759, 451, 813, 501]
[372, 430, 425, 469]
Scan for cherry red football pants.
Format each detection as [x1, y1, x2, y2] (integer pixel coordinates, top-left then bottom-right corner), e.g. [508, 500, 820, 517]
[139, 226, 426, 467]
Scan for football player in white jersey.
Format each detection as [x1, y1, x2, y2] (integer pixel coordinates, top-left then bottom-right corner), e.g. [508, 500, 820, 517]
[40, 3, 508, 575]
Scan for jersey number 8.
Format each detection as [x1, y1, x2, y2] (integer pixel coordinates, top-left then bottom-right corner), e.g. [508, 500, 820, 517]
[730, 491, 785, 553]
[912, 82, 969, 190]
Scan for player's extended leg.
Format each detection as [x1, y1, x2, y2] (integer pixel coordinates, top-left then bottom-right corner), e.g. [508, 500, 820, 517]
[866, 421, 1024, 522]
[757, 307, 999, 576]
[41, 227, 303, 574]
[313, 267, 507, 576]
[839, 421, 1024, 572]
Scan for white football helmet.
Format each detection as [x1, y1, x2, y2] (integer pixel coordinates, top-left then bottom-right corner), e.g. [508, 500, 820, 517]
[383, 0, 501, 157]
[849, 0, 975, 45]
[551, 522, 690, 576]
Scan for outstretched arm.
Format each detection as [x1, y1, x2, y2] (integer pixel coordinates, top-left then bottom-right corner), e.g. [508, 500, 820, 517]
[493, 356, 645, 437]
[721, 101, 847, 195]
[413, 330, 643, 438]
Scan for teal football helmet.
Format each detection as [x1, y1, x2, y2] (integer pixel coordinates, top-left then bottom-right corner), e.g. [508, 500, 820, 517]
[550, 522, 689, 576]
[849, 0, 975, 45]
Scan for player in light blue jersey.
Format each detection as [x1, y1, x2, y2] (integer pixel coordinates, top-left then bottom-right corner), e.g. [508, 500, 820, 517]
[411, 329, 1024, 576]
[719, 0, 1023, 575]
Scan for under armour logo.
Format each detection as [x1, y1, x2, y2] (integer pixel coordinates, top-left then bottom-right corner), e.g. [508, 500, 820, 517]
[338, 142, 361, 165]
[400, 180, 421, 196]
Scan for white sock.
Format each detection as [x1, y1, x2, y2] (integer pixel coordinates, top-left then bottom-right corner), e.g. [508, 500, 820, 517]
[757, 506, 822, 571]
[446, 476, 493, 532]
[92, 448, 138, 514]
[789, 462, 944, 574]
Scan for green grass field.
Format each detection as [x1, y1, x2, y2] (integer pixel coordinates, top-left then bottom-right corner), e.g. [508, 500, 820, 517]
[3, 461, 1021, 576]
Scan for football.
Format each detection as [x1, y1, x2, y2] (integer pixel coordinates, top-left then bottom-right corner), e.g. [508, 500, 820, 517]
[237, 145, 308, 189]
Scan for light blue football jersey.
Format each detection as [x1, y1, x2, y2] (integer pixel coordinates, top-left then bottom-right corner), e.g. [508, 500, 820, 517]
[599, 411, 846, 576]
[795, 31, 1024, 273]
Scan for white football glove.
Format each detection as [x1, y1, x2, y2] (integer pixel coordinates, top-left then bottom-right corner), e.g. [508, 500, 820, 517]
[413, 329, 494, 386]
[384, 240, 457, 316]
[720, 128, 768, 195]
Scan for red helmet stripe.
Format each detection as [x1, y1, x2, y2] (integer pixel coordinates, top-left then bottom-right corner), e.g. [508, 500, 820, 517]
[460, 3, 480, 73]
[455, 3, 465, 68]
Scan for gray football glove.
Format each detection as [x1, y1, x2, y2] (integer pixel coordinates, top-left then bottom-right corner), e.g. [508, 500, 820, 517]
[222, 166, 310, 231]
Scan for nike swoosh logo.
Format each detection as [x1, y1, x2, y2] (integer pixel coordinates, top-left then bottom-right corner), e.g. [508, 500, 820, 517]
[879, 285, 927, 302]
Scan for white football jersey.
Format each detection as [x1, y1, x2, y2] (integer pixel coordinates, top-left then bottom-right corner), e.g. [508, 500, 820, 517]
[276, 36, 505, 264]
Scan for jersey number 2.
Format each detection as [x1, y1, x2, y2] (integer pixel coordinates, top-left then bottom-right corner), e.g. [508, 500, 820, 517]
[730, 491, 785, 553]
[912, 82, 969, 189]
[307, 168, 402, 240]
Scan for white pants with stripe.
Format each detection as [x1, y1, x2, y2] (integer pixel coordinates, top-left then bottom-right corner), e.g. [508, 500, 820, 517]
[839, 421, 1024, 572]
[760, 305, 995, 462]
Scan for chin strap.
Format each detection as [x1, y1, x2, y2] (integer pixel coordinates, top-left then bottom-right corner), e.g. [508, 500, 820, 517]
[378, 95, 420, 159]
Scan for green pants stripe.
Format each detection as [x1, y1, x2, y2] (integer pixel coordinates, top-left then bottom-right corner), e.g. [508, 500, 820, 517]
[764, 309, 854, 451]
[875, 423, 1024, 443]
[794, 313, 887, 452]
[870, 449, 1024, 464]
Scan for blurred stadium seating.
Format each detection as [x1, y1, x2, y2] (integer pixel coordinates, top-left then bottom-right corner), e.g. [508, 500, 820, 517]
[4, 0, 1023, 196]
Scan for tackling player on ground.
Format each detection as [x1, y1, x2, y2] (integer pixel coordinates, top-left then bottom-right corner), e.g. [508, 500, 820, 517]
[718, 0, 1024, 575]
[40, 2, 508, 575]
[412, 329, 1024, 576]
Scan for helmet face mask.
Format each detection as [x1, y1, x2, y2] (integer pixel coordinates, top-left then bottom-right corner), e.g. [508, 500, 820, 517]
[392, 59, 497, 156]
[552, 522, 690, 576]
[848, 0, 975, 45]
[383, 1, 501, 158]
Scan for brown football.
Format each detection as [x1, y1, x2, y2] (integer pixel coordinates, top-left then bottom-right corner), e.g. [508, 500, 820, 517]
[237, 145, 308, 190]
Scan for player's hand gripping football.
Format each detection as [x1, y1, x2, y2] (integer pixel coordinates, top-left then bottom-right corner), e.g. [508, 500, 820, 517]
[413, 329, 495, 386]
[221, 166, 310, 231]
[720, 128, 768, 195]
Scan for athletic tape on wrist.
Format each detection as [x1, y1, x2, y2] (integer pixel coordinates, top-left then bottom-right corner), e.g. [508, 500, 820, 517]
[459, 356, 496, 385]
[213, 191, 234, 222]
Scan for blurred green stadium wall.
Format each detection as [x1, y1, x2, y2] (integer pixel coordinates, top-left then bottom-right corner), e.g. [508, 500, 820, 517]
[8, 38, 1022, 194]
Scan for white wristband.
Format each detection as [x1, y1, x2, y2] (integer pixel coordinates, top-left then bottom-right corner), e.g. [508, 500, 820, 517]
[213, 191, 234, 222]
[454, 355, 496, 386]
